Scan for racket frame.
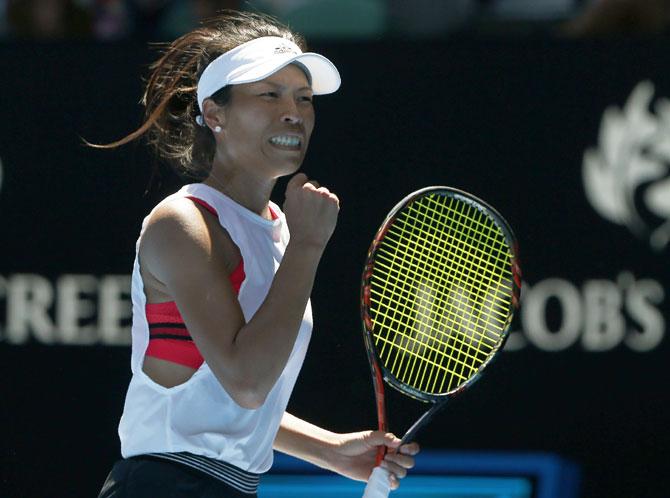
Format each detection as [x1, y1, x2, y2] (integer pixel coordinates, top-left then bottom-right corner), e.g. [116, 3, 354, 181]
[360, 186, 521, 452]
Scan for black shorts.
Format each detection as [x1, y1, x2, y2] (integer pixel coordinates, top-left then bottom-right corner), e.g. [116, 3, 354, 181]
[98, 456, 257, 498]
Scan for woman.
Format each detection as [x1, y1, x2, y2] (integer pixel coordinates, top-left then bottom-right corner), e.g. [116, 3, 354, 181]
[96, 11, 419, 498]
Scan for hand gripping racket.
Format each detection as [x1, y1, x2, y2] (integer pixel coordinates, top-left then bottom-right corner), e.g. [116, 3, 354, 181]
[361, 187, 521, 497]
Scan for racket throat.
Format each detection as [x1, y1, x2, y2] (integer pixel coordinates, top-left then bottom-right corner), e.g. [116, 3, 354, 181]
[400, 402, 446, 446]
[373, 362, 388, 466]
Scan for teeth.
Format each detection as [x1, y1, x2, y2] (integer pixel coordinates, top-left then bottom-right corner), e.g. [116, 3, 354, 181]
[270, 136, 301, 147]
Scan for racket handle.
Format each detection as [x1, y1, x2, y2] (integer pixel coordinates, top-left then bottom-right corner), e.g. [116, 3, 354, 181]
[362, 466, 392, 498]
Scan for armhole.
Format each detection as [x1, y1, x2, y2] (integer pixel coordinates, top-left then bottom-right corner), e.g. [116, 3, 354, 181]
[141, 195, 246, 376]
[185, 195, 245, 291]
[186, 196, 218, 217]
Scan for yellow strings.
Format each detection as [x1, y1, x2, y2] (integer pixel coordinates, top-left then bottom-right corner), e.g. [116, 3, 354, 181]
[370, 193, 513, 394]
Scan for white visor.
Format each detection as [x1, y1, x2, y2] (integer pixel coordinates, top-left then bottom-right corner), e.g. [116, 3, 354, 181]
[196, 36, 341, 115]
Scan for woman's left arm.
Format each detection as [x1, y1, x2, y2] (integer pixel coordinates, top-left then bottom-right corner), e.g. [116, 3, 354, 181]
[273, 412, 420, 490]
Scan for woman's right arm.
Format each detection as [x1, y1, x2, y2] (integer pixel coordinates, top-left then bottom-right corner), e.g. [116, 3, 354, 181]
[140, 173, 339, 409]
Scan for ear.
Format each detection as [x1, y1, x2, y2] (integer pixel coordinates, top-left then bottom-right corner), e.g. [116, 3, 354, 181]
[202, 98, 226, 132]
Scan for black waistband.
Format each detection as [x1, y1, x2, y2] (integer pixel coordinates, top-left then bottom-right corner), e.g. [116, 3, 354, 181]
[143, 452, 260, 495]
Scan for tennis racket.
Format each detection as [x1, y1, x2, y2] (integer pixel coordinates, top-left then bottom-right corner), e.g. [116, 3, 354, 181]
[360, 186, 521, 497]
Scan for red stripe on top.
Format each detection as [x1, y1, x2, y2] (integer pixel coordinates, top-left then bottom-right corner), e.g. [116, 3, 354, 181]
[145, 195, 246, 370]
[186, 196, 217, 217]
[144, 301, 184, 324]
[229, 260, 245, 292]
[145, 339, 204, 370]
[190, 193, 278, 222]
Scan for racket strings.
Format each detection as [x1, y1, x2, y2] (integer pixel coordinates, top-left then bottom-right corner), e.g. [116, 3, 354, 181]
[386, 199, 513, 309]
[373, 244, 512, 325]
[369, 277, 504, 349]
[404, 197, 502, 391]
[373, 242, 495, 392]
[369, 267, 503, 363]
[414, 198, 512, 278]
[383, 199, 510, 341]
[369, 193, 514, 395]
[436, 197, 511, 388]
[425, 196, 512, 387]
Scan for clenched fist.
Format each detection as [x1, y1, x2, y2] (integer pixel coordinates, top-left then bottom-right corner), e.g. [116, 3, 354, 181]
[283, 173, 340, 250]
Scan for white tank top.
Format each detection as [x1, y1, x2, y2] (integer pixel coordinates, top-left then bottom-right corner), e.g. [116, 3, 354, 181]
[118, 183, 313, 474]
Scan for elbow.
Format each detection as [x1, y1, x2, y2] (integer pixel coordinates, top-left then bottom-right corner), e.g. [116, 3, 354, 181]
[223, 379, 269, 410]
[208, 353, 271, 409]
[233, 388, 268, 410]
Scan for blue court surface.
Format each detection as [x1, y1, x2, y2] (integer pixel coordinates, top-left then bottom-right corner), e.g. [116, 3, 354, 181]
[259, 450, 580, 498]
[260, 475, 532, 497]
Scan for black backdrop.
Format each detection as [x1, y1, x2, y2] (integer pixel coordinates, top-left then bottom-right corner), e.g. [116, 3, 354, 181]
[1, 38, 669, 498]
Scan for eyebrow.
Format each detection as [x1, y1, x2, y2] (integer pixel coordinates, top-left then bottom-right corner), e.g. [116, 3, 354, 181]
[255, 80, 313, 92]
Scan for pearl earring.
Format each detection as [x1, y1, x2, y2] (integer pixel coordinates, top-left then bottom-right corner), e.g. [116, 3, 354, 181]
[214, 126, 222, 133]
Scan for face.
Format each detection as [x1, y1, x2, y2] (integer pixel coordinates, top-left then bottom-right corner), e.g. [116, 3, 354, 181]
[209, 64, 315, 179]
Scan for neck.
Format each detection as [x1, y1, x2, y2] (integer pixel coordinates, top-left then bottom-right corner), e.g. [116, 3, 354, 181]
[204, 163, 276, 220]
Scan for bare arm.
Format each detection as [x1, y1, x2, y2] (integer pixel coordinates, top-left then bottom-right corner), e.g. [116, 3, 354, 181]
[273, 412, 341, 469]
[140, 174, 339, 408]
[274, 412, 420, 489]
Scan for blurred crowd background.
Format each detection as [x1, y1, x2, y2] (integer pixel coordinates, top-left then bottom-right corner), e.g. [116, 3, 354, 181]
[0, 0, 669, 42]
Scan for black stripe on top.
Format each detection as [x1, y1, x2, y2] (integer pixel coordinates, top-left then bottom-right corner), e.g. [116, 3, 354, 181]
[148, 334, 193, 341]
[148, 322, 194, 341]
[148, 322, 188, 329]
[145, 452, 260, 494]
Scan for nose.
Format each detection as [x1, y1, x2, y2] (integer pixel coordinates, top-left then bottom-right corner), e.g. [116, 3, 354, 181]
[280, 98, 303, 125]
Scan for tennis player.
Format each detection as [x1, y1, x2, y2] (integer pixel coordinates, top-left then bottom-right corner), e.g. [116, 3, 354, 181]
[96, 11, 419, 498]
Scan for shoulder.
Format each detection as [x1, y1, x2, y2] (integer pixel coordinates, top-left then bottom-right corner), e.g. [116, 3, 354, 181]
[140, 196, 236, 278]
[144, 196, 212, 248]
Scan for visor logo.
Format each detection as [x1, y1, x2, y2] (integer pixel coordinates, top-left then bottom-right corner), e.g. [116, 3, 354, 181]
[582, 80, 670, 252]
[274, 44, 298, 55]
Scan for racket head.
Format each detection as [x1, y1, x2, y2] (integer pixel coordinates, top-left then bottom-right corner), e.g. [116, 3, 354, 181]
[361, 186, 521, 403]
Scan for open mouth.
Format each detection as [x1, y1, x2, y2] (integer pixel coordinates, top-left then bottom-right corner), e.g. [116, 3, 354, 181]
[269, 135, 302, 149]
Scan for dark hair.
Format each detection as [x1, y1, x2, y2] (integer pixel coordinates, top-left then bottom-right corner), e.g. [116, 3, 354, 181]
[90, 11, 306, 180]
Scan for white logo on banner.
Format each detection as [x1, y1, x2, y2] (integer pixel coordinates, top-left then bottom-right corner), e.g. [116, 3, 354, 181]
[0, 274, 132, 345]
[582, 80, 670, 251]
[508, 81, 668, 353]
[506, 272, 664, 353]
[0, 156, 133, 346]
